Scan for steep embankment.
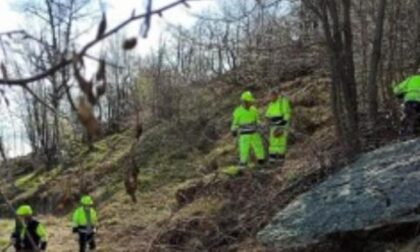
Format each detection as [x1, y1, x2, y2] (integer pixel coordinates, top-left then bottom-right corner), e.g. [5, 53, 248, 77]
[0, 70, 341, 251]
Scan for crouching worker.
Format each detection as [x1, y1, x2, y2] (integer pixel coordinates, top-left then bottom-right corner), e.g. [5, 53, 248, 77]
[11, 205, 47, 252]
[230, 91, 266, 173]
[72, 195, 98, 252]
[265, 88, 291, 165]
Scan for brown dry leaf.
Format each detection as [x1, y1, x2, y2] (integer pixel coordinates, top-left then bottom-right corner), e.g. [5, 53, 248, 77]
[96, 58, 106, 81]
[73, 54, 95, 104]
[124, 161, 139, 203]
[95, 79, 106, 97]
[135, 122, 143, 140]
[140, 0, 153, 38]
[96, 12, 107, 39]
[95, 58, 107, 98]
[123, 37, 137, 50]
[77, 96, 101, 138]
[78, 55, 85, 69]
[1, 63, 8, 80]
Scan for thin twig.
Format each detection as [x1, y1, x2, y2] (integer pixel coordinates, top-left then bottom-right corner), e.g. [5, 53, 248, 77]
[0, 30, 25, 38]
[0, 0, 196, 86]
[22, 85, 56, 113]
[84, 53, 124, 69]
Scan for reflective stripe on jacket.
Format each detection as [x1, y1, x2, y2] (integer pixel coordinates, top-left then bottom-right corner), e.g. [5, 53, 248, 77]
[12, 219, 47, 249]
[265, 96, 292, 126]
[231, 105, 260, 132]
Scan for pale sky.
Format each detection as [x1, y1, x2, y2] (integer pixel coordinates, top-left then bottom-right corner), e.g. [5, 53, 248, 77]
[0, 0, 216, 157]
[0, 0, 215, 53]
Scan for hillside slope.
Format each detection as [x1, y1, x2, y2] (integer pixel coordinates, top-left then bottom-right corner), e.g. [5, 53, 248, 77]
[4, 69, 407, 252]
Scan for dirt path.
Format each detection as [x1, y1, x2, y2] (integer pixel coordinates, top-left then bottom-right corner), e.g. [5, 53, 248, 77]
[43, 217, 79, 252]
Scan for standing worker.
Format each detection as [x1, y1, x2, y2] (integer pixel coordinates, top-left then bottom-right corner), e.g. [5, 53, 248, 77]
[10, 205, 47, 251]
[394, 73, 420, 137]
[230, 91, 266, 171]
[72, 195, 98, 252]
[265, 88, 292, 164]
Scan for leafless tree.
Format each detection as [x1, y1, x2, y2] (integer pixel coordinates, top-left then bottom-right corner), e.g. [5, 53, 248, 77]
[102, 34, 140, 133]
[366, 0, 387, 129]
[15, 0, 95, 166]
[0, 0, 194, 165]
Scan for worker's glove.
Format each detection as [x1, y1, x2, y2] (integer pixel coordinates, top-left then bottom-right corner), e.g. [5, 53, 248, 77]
[279, 120, 288, 126]
[72, 227, 79, 234]
[39, 241, 47, 251]
[92, 227, 97, 234]
[231, 131, 237, 137]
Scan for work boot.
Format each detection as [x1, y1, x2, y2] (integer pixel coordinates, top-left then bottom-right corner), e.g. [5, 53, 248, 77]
[267, 154, 283, 169]
[237, 163, 247, 176]
[277, 154, 285, 164]
[256, 159, 268, 169]
[265, 155, 285, 171]
[268, 154, 277, 165]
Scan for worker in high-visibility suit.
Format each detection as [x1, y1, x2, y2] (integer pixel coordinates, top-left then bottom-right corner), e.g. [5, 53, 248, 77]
[72, 195, 98, 252]
[231, 91, 266, 170]
[265, 89, 291, 164]
[393, 74, 420, 137]
[11, 205, 48, 251]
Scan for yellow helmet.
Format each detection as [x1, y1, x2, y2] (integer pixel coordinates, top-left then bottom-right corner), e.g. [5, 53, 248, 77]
[240, 91, 255, 102]
[16, 205, 33, 216]
[80, 195, 94, 206]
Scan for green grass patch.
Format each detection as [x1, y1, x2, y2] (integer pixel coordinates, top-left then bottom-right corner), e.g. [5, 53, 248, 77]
[174, 196, 224, 221]
[14, 172, 37, 188]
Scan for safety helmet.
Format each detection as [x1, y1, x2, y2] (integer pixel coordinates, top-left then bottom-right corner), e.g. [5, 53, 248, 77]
[80, 195, 94, 206]
[16, 205, 33, 216]
[240, 91, 255, 102]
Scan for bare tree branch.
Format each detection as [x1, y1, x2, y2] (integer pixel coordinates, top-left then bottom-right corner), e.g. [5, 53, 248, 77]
[22, 85, 56, 112]
[0, 0, 195, 86]
[85, 53, 124, 69]
[0, 30, 26, 38]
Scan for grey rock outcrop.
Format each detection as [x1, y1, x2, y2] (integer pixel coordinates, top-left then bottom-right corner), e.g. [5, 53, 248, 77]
[258, 139, 420, 250]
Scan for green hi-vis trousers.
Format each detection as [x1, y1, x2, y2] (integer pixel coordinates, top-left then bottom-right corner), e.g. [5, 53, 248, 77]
[269, 126, 288, 155]
[238, 133, 265, 164]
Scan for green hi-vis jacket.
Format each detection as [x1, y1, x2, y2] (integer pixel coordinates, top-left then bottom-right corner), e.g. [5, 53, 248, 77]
[231, 105, 260, 132]
[265, 96, 292, 123]
[393, 75, 420, 102]
[72, 206, 98, 227]
[13, 219, 47, 245]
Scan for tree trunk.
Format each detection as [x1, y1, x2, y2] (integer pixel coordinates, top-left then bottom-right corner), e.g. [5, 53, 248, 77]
[367, 0, 387, 128]
[303, 0, 360, 158]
